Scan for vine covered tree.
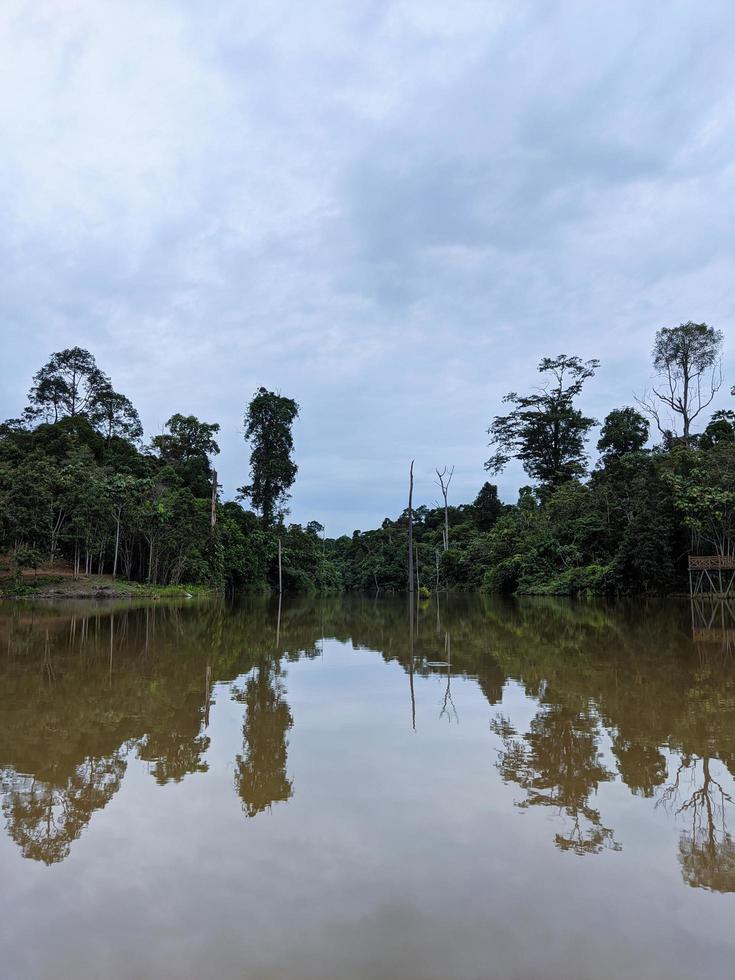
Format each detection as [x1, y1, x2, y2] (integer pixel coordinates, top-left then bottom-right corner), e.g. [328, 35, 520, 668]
[486, 354, 599, 494]
[240, 388, 299, 525]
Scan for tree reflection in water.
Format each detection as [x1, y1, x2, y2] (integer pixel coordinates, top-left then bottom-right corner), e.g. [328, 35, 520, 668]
[659, 755, 735, 893]
[1, 753, 126, 865]
[492, 701, 620, 855]
[233, 660, 293, 817]
[0, 594, 734, 891]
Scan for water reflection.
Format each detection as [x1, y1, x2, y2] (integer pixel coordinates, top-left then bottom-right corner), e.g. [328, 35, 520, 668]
[1, 753, 126, 865]
[234, 660, 293, 817]
[492, 700, 620, 855]
[1, 595, 735, 895]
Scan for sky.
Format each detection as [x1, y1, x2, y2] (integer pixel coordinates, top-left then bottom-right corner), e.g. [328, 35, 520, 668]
[1, 0, 734, 534]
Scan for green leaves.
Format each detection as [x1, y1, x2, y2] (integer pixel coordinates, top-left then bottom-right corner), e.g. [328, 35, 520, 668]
[241, 388, 299, 525]
[486, 354, 599, 493]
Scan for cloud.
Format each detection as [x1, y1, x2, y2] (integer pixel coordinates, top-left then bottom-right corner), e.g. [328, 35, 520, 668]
[1, 0, 734, 532]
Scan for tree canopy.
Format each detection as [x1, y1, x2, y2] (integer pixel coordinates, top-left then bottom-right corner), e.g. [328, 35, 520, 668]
[240, 388, 299, 525]
[486, 354, 599, 494]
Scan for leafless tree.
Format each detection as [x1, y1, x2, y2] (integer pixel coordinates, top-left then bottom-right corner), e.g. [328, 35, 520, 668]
[435, 466, 454, 551]
[407, 460, 415, 595]
[636, 322, 723, 446]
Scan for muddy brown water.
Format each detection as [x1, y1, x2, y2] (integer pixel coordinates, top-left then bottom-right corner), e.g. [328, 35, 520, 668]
[1, 595, 734, 980]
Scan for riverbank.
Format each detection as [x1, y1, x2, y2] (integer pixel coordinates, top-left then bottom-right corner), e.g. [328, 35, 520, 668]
[0, 571, 218, 600]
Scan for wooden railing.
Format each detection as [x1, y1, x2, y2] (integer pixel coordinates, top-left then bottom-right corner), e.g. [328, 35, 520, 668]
[688, 555, 735, 570]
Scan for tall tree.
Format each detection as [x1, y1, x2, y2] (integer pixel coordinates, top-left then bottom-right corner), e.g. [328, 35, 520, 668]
[636, 321, 723, 446]
[597, 407, 649, 463]
[240, 388, 299, 525]
[27, 347, 107, 421]
[473, 482, 504, 531]
[486, 354, 599, 494]
[151, 414, 220, 498]
[90, 385, 143, 445]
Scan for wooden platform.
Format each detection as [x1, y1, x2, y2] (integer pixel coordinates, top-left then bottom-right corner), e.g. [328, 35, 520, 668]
[689, 556, 735, 597]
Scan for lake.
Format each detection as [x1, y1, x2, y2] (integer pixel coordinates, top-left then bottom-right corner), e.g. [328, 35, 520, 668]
[1, 594, 734, 980]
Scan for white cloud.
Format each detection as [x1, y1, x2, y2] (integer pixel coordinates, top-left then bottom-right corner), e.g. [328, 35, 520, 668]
[1, 0, 734, 531]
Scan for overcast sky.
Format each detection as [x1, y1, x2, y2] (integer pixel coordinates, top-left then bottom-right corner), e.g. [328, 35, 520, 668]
[1, 0, 734, 533]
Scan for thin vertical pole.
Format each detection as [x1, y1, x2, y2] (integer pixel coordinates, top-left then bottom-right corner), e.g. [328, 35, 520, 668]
[408, 592, 416, 731]
[204, 664, 212, 728]
[407, 461, 414, 595]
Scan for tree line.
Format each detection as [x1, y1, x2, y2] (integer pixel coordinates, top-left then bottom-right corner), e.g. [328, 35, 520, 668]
[1, 320, 734, 595]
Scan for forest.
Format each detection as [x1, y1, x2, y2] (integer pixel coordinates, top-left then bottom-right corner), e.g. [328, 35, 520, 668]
[1, 320, 733, 597]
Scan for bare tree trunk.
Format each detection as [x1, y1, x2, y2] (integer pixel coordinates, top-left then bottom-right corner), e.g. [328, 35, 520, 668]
[203, 664, 212, 728]
[276, 592, 282, 647]
[113, 509, 121, 578]
[408, 460, 414, 595]
[210, 468, 218, 529]
[278, 537, 283, 594]
[50, 509, 65, 565]
[436, 466, 454, 552]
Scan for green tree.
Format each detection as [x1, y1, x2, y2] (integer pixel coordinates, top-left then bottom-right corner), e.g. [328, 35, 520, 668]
[89, 386, 143, 445]
[240, 388, 299, 525]
[597, 407, 649, 462]
[486, 354, 599, 494]
[701, 410, 735, 449]
[472, 482, 505, 531]
[669, 443, 735, 557]
[151, 414, 220, 498]
[27, 347, 107, 422]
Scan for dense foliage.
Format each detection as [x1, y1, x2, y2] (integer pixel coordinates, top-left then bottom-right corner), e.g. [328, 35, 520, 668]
[2, 325, 734, 596]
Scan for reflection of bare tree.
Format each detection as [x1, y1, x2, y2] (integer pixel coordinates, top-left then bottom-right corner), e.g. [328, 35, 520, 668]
[660, 755, 735, 892]
[408, 594, 416, 732]
[1, 753, 127, 865]
[439, 633, 458, 725]
[233, 661, 293, 817]
[492, 701, 619, 855]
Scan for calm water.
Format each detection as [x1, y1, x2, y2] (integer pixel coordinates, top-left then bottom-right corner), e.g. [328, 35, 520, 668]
[1, 595, 735, 980]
